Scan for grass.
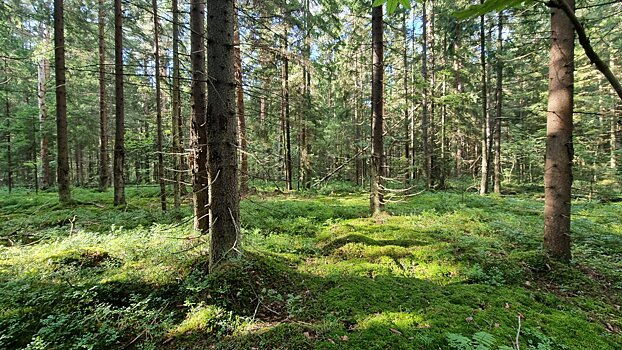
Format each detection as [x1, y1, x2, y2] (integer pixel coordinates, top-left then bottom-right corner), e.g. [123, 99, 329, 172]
[0, 186, 621, 349]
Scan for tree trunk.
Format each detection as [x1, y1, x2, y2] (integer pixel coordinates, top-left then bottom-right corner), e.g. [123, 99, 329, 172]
[206, 0, 241, 271]
[493, 12, 503, 194]
[54, 0, 70, 203]
[234, 0, 248, 195]
[403, 11, 410, 183]
[370, 4, 384, 215]
[98, 0, 109, 192]
[152, 0, 167, 211]
[544, 0, 574, 262]
[300, 0, 312, 189]
[421, 0, 431, 188]
[172, 0, 182, 207]
[38, 24, 52, 190]
[280, 25, 293, 191]
[190, 0, 209, 233]
[479, 9, 489, 195]
[4, 60, 11, 194]
[113, 0, 126, 206]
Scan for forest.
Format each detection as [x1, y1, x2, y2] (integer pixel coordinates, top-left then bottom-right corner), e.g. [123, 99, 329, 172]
[0, 0, 621, 348]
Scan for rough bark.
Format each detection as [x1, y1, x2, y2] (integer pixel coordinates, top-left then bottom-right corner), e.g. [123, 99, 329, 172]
[544, 0, 574, 262]
[493, 12, 503, 194]
[370, 4, 384, 215]
[206, 0, 241, 271]
[403, 11, 410, 182]
[172, 0, 182, 207]
[54, 0, 70, 203]
[190, 0, 209, 233]
[98, 0, 109, 192]
[4, 60, 11, 193]
[113, 0, 126, 206]
[152, 0, 167, 211]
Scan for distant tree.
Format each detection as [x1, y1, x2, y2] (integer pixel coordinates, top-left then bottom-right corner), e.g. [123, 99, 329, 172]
[54, 0, 70, 203]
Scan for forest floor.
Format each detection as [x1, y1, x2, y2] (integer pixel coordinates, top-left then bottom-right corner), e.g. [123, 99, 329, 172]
[1, 184, 621, 349]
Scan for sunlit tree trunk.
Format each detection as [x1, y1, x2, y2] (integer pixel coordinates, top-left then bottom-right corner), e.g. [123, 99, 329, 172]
[479, 8, 489, 195]
[544, 0, 575, 262]
[54, 0, 70, 203]
[38, 22, 52, 190]
[280, 24, 293, 191]
[421, 0, 430, 188]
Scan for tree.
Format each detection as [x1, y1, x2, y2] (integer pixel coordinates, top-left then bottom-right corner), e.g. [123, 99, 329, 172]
[190, 0, 209, 233]
[493, 11, 503, 194]
[370, 3, 385, 215]
[478, 8, 489, 195]
[544, 0, 575, 261]
[98, 0, 109, 192]
[171, 0, 183, 208]
[54, 0, 70, 203]
[37, 14, 52, 190]
[234, 0, 249, 195]
[206, 0, 241, 271]
[113, 0, 125, 206]
[152, 0, 166, 211]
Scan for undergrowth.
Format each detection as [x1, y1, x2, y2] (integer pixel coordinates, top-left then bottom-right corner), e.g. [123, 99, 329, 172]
[0, 186, 620, 349]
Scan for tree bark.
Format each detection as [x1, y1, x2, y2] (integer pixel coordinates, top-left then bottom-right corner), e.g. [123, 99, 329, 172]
[421, 0, 431, 188]
[479, 9, 489, 195]
[370, 4, 384, 215]
[493, 12, 503, 194]
[152, 0, 167, 211]
[206, 0, 241, 271]
[172, 0, 182, 207]
[544, 0, 574, 262]
[98, 0, 109, 192]
[54, 0, 70, 203]
[403, 11, 410, 183]
[38, 23, 52, 190]
[280, 25, 293, 191]
[190, 0, 209, 233]
[4, 60, 11, 194]
[113, 0, 125, 206]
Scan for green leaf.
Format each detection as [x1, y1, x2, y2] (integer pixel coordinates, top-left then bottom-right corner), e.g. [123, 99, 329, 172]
[387, 0, 399, 14]
[399, 0, 411, 10]
[372, 0, 386, 7]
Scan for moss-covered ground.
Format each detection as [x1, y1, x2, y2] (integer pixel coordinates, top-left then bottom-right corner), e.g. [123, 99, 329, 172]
[0, 186, 620, 349]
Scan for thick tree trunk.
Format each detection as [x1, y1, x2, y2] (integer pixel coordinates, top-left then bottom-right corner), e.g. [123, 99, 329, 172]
[152, 0, 167, 211]
[544, 0, 574, 262]
[479, 10, 489, 195]
[206, 0, 241, 271]
[493, 12, 503, 194]
[234, 0, 248, 195]
[370, 4, 384, 215]
[190, 0, 209, 233]
[172, 0, 182, 207]
[113, 0, 126, 206]
[54, 0, 70, 203]
[98, 0, 109, 192]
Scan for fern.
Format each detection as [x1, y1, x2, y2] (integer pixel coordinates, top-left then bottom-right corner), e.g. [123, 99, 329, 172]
[473, 331, 496, 349]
